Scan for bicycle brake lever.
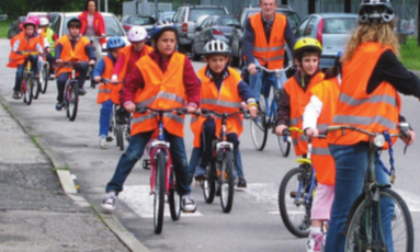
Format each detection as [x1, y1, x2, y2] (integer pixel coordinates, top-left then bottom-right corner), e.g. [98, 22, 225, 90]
[177, 108, 187, 115]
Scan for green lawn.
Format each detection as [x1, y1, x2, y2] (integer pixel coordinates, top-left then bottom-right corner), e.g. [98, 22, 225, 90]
[0, 20, 12, 38]
[400, 36, 420, 70]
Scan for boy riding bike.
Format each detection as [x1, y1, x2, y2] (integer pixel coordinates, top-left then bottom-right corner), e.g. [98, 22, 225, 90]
[190, 40, 258, 188]
[54, 18, 95, 110]
[101, 23, 200, 213]
[7, 18, 43, 100]
[275, 37, 325, 157]
[93, 36, 125, 149]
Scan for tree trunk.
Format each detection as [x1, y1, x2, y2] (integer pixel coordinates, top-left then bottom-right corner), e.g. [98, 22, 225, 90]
[281, 0, 288, 5]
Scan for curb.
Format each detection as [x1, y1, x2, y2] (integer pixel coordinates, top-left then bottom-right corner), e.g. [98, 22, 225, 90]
[0, 94, 150, 252]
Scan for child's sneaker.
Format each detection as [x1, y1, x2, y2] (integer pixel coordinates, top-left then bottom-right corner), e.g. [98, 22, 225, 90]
[99, 136, 108, 149]
[101, 192, 117, 211]
[306, 232, 324, 252]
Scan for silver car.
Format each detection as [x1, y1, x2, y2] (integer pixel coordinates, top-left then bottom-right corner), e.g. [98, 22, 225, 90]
[295, 13, 357, 69]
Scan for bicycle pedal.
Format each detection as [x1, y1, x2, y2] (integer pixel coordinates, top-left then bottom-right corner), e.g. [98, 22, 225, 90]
[105, 136, 113, 142]
[290, 191, 297, 198]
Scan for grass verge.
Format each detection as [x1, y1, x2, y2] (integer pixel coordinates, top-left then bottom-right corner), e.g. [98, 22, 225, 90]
[0, 20, 12, 38]
[400, 36, 420, 71]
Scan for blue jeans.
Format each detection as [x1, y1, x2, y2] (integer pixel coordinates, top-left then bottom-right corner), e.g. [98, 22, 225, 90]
[99, 100, 113, 137]
[13, 55, 38, 92]
[106, 130, 191, 196]
[325, 142, 393, 252]
[56, 62, 88, 103]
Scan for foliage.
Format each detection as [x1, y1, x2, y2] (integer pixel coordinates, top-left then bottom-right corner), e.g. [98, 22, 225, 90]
[400, 36, 420, 70]
[0, 19, 12, 38]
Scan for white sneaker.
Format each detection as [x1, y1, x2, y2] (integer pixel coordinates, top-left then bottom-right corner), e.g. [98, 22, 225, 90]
[181, 194, 196, 213]
[101, 192, 117, 211]
[100, 136, 108, 149]
[306, 232, 324, 252]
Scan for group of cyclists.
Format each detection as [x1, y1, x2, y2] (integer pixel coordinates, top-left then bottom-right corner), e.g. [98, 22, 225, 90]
[6, 0, 420, 251]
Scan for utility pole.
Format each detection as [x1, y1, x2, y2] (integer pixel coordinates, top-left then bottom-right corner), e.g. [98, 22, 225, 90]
[105, 0, 108, 12]
[98, 0, 101, 12]
[155, 0, 158, 19]
[344, 0, 351, 13]
[308, 0, 316, 14]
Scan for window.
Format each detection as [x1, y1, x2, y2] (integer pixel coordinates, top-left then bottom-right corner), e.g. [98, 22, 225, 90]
[216, 17, 240, 26]
[127, 16, 155, 25]
[323, 18, 357, 34]
[304, 17, 317, 36]
[295, 17, 309, 38]
[51, 15, 61, 35]
[178, 8, 186, 23]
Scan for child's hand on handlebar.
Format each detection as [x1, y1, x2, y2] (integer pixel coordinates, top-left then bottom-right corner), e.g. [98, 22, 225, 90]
[94, 76, 101, 83]
[304, 128, 319, 138]
[186, 104, 197, 114]
[89, 59, 95, 65]
[247, 63, 257, 75]
[124, 102, 136, 113]
[248, 105, 258, 119]
[275, 124, 287, 136]
[401, 130, 415, 146]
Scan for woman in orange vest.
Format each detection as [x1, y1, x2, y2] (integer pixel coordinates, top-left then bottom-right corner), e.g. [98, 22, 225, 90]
[54, 18, 96, 111]
[79, 0, 106, 60]
[190, 40, 258, 188]
[275, 37, 325, 157]
[7, 18, 43, 100]
[101, 23, 200, 213]
[325, 1, 420, 251]
[92, 37, 125, 149]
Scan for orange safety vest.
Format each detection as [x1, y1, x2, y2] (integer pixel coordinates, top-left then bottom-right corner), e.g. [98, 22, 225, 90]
[328, 42, 401, 148]
[284, 72, 325, 156]
[249, 12, 286, 69]
[7, 33, 41, 68]
[309, 78, 340, 185]
[55, 35, 90, 77]
[190, 67, 243, 148]
[131, 52, 187, 137]
[96, 55, 114, 104]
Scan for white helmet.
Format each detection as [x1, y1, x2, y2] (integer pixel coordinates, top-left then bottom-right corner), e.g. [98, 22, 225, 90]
[203, 40, 230, 56]
[40, 17, 49, 27]
[127, 26, 147, 42]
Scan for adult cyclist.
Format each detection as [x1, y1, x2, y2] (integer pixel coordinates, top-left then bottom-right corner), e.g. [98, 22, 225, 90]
[241, 0, 296, 104]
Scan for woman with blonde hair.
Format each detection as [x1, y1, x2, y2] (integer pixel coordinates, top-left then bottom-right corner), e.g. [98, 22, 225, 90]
[325, 1, 420, 251]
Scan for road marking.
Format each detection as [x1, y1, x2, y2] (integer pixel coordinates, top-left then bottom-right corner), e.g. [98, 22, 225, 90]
[119, 185, 203, 218]
[394, 188, 420, 213]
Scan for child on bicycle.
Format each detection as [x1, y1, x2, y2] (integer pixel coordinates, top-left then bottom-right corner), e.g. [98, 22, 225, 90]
[101, 23, 200, 213]
[93, 36, 125, 149]
[190, 40, 258, 188]
[38, 17, 56, 78]
[274, 37, 325, 157]
[7, 18, 44, 100]
[54, 18, 95, 111]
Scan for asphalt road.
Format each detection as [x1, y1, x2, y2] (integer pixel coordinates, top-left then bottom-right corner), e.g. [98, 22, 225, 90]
[1, 39, 419, 252]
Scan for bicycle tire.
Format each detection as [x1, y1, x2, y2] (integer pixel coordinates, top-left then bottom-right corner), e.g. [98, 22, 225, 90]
[344, 189, 414, 252]
[40, 63, 49, 93]
[32, 78, 40, 100]
[116, 125, 124, 151]
[22, 75, 33, 105]
[153, 151, 166, 234]
[202, 161, 216, 204]
[277, 135, 291, 157]
[66, 82, 79, 121]
[278, 167, 312, 238]
[250, 94, 268, 150]
[168, 171, 181, 221]
[219, 150, 235, 213]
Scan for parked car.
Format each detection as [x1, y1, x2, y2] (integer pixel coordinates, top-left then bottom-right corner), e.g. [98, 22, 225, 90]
[7, 16, 26, 39]
[295, 13, 357, 70]
[27, 12, 48, 19]
[156, 11, 175, 23]
[50, 12, 128, 56]
[191, 15, 240, 61]
[172, 5, 229, 52]
[230, 6, 301, 68]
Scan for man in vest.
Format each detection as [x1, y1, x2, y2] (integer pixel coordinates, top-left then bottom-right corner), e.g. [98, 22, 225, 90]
[242, 0, 296, 105]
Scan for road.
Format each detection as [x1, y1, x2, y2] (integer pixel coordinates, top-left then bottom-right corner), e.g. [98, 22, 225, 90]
[1, 39, 419, 252]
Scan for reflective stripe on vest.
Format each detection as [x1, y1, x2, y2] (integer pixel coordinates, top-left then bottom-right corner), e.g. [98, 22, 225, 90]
[164, 113, 184, 124]
[136, 91, 185, 107]
[289, 116, 301, 126]
[333, 115, 397, 130]
[131, 113, 155, 124]
[317, 123, 329, 132]
[311, 147, 331, 155]
[339, 93, 397, 107]
[98, 89, 111, 94]
[201, 98, 242, 108]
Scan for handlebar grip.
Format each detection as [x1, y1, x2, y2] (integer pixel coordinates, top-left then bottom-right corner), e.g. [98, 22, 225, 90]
[326, 125, 342, 132]
[137, 107, 147, 114]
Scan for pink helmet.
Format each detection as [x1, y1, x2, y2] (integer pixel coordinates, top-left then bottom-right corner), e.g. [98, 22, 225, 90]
[27, 15, 40, 26]
[23, 19, 37, 28]
[127, 26, 147, 42]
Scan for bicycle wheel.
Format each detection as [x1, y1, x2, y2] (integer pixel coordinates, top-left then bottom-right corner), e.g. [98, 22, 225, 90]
[278, 167, 312, 238]
[22, 75, 33, 105]
[115, 125, 124, 151]
[277, 135, 291, 157]
[32, 78, 40, 100]
[66, 82, 79, 121]
[250, 94, 268, 150]
[202, 161, 216, 204]
[168, 171, 181, 221]
[219, 150, 235, 213]
[40, 62, 49, 93]
[153, 151, 166, 234]
[344, 189, 414, 252]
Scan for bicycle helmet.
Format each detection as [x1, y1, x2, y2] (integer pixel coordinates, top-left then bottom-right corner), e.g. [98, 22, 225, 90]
[150, 22, 178, 41]
[127, 26, 147, 42]
[203, 40, 230, 56]
[23, 19, 37, 29]
[107, 36, 126, 50]
[293, 37, 322, 59]
[358, 0, 395, 24]
[67, 18, 82, 29]
[39, 17, 49, 27]
[27, 16, 40, 26]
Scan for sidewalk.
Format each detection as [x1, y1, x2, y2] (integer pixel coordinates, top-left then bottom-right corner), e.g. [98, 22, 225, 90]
[0, 102, 130, 251]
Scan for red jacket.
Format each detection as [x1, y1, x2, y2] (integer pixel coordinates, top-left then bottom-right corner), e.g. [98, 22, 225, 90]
[79, 11, 106, 45]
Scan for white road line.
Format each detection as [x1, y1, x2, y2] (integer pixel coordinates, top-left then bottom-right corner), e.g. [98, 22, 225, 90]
[119, 185, 203, 218]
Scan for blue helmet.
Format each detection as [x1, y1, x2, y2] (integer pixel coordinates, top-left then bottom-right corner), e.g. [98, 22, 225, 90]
[107, 36, 125, 50]
[150, 22, 178, 41]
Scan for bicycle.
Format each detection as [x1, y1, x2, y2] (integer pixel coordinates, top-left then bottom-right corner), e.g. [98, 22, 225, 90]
[326, 125, 414, 252]
[139, 107, 184, 234]
[249, 64, 293, 156]
[278, 127, 319, 238]
[39, 59, 49, 94]
[196, 108, 248, 213]
[86, 35, 106, 89]
[19, 50, 40, 105]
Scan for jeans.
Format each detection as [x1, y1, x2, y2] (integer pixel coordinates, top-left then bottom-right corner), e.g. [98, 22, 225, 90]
[13, 55, 40, 92]
[56, 62, 88, 103]
[106, 130, 191, 196]
[99, 99, 113, 137]
[248, 59, 286, 102]
[46, 53, 54, 72]
[325, 142, 393, 252]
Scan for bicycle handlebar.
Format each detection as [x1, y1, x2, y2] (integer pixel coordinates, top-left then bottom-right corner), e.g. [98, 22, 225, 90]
[325, 125, 404, 138]
[283, 127, 326, 139]
[19, 50, 40, 56]
[136, 106, 187, 115]
[100, 78, 124, 85]
[256, 63, 294, 73]
[194, 108, 249, 118]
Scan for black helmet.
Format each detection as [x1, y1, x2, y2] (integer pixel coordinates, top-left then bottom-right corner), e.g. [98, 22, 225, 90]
[67, 18, 82, 29]
[150, 22, 178, 41]
[358, 0, 395, 24]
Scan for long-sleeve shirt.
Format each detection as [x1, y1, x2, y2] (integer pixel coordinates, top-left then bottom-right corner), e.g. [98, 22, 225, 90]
[92, 52, 117, 78]
[242, 13, 296, 66]
[54, 35, 96, 60]
[112, 48, 148, 77]
[121, 51, 200, 107]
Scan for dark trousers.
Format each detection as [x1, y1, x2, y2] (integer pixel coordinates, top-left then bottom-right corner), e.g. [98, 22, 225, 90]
[55, 62, 88, 102]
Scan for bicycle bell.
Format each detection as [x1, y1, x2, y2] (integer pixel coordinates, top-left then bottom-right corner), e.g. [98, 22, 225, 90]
[373, 134, 385, 148]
